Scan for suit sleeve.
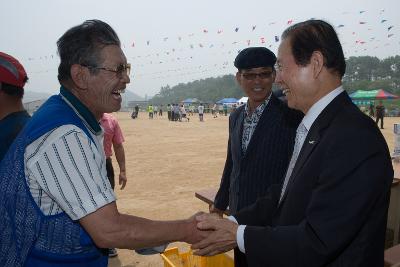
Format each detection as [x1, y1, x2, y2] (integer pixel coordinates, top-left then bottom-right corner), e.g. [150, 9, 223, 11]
[239, 126, 392, 266]
[214, 115, 235, 211]
[234, 183, 281, 226]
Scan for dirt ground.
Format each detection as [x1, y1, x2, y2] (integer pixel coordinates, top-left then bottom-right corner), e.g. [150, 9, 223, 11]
[108, 111, 399, 267]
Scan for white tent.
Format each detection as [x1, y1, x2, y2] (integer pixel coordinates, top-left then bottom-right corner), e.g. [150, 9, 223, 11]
[237, 96, 248, 105]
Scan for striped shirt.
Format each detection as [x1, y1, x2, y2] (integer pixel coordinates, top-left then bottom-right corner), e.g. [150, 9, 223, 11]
[24, 94, 115, 220]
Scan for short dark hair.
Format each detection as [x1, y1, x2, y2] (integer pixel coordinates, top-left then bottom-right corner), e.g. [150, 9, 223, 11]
[57, 19, 121, 83]
[0, 81, 26, 99]
[282, 19, 346, 77]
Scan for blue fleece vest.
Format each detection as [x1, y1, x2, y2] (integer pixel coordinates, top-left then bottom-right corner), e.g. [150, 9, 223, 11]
[0, 94, 107, 266]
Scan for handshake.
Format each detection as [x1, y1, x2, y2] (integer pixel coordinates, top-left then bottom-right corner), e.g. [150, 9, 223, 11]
[133, 206, 239, 257]
[183, 208, 239, 257]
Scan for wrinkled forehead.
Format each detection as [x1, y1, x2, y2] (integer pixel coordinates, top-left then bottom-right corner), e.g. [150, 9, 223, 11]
[277, 38, 292, 62]
[98, 45, 127, 65]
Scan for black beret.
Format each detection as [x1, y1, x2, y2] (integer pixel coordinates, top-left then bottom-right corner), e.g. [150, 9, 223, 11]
[234, 47, 276, 70]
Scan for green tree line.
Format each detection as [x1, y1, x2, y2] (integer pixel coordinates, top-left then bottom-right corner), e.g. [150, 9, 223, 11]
[150, 55, 400, 105]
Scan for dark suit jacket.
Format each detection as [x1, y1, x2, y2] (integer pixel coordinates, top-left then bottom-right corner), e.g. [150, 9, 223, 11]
[214, 93, 303, 215]
[235, 92, 393, 267]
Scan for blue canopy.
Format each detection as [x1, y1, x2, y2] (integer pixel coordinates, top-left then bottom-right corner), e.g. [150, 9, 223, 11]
[216, 98, 238, 104]
[182, 98, 201, 104]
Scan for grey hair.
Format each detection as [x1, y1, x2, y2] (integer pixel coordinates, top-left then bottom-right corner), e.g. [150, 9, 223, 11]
[57, 19, 120, 83]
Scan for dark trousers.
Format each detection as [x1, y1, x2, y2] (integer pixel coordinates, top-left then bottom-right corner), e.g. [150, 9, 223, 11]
[376, 116, 384, 129]
[106, 158, 115, 190]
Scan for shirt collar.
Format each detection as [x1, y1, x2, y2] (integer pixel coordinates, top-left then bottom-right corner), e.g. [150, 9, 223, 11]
[244, 92, 272, 117]
[302, 86, 344, 131]
[59, 86, 102, 135]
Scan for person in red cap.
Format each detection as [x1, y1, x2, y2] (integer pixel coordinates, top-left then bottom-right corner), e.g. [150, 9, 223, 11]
[0, 52, 30, 161]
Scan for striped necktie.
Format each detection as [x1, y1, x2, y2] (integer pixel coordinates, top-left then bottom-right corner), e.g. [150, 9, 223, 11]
[279, 123, 308, 203]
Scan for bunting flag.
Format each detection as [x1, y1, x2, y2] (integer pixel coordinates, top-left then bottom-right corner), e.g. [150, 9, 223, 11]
[20, 13, 400, 80]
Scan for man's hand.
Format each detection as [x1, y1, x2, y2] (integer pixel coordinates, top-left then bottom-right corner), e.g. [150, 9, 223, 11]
[119, 171, 127, 190]
[183, 212, 212, 244]
[191, 213, 238, 256]
[209, 204, 224, 218]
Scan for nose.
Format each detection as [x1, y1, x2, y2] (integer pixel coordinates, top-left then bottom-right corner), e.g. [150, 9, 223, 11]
[122, 72, 130, 84]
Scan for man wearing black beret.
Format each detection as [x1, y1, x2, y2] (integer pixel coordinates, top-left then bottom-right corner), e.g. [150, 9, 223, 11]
[210, 47, 302, 266]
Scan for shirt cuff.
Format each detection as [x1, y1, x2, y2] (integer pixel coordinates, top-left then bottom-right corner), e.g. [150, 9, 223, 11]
[228, 216, 246, 253]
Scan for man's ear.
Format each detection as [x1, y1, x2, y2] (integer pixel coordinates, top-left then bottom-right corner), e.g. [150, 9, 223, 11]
[70, 64, 88, 89]
[311, 51, 324, 79]
[271, 70, 276, 83]
[235, 72, 242, 84]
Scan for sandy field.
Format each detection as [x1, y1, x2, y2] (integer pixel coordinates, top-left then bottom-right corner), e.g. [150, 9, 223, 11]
[108, 111, 399, 267]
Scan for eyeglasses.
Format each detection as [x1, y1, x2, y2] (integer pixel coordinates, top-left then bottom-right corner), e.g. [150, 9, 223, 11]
[241, 71, 274, 81]
[83, 63, 131, 77]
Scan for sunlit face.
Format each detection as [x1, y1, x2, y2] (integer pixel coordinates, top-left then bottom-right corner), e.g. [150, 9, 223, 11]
[84, 45, 130, 119]
[236, 67, 275, 110]
[275, 38, 315, 113]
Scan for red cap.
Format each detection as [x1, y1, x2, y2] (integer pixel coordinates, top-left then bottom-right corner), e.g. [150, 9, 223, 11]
[0, 52, 27, 88]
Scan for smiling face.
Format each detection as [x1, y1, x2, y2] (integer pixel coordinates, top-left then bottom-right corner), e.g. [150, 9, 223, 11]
[275, 38, 317, 114]
[82, 45, 130, 119]
[236, 67, 275, 111]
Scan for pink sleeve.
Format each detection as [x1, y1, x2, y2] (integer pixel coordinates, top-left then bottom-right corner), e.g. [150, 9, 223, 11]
[112, 119, 125, 145]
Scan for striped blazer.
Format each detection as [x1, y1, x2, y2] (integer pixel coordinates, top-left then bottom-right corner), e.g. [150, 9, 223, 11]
[214, 93, 302, 214]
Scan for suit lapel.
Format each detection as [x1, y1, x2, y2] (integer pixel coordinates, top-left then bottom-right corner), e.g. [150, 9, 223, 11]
[231, 107, 245, 156]
[243, 95, 279, 157]
[279, 91, 349, 205]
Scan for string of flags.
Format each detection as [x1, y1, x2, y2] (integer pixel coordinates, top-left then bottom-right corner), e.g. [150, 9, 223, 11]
[20, 9, 398, 85]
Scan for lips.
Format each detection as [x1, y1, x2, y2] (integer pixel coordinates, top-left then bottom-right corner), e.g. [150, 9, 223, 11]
[252, 87, 263, 92]
[282, 89, 290, 95]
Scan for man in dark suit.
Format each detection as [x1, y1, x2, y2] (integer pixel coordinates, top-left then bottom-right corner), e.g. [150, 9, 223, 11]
[192, 19, 393, 267]
[210, 47, 302, 266]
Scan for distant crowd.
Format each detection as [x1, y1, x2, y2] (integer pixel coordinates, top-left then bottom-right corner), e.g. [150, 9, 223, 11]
[131, 103, 240, 122]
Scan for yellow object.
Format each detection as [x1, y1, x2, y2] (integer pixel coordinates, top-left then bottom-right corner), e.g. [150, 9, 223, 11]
[160, 247, 234, 267]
